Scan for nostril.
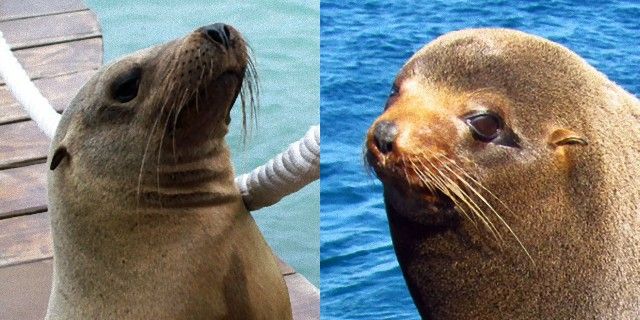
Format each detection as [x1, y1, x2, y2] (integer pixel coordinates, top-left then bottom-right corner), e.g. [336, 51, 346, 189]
[207, 29, 224, 44]
[373, 120, 398, 154]
[223, 25, 231, 39]
[202, 23, 230, 48]
[376, 139, 394, 154]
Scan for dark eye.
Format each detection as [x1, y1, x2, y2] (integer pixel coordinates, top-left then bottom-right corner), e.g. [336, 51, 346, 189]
[112, 68, 141, 103]
[465, 112, 502, 142]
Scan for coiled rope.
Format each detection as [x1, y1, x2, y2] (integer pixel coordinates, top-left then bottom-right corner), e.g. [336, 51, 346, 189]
[236, 125, 319, 210]
[0, 31, 61, 138]
[0, 30, 319, 211]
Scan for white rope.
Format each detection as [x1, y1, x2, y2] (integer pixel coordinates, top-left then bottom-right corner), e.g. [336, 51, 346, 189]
[236, 125, 320, 211]
[0, 30, 319, 211]
[0, 31, 60, 138]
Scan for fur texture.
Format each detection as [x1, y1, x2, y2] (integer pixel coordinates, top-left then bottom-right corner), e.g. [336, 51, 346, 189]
[367, 29, 640, 319]
[46, 26, 292, 319]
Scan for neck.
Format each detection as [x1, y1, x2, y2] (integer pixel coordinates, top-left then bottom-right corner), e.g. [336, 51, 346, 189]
[46, 142, 248, 318]
[387, 197, 639, 319]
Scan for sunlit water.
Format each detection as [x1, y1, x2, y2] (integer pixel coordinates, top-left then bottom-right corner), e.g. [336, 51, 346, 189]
[320, 1, 639, 318]
[86, 0, 320, 286]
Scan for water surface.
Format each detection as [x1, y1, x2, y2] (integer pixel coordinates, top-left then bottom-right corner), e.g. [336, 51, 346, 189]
[320, 1, 639, 318]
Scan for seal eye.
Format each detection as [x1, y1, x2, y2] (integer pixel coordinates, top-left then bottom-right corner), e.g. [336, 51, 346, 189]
[465, 112, 502, 142]
[112, 68, 142, 103]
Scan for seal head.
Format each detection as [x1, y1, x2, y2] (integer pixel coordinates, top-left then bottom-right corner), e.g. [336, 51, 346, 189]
[46, 24, 292, 319]
[366, 29, 640, 319]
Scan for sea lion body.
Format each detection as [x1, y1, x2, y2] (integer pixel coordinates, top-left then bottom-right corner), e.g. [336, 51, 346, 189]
[46, 24, 292, 319]
[366, 29, 640, 319]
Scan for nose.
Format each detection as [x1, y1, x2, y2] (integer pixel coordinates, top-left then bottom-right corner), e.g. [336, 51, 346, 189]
[202, 23, 231, 48]
[373, 120, 398, 154]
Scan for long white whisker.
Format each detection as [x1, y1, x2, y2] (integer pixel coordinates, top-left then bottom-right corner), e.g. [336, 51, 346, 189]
[434, 154, 534, 263]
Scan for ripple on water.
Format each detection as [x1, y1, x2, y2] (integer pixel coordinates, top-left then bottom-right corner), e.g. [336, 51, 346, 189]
[321, 1, 639, 319]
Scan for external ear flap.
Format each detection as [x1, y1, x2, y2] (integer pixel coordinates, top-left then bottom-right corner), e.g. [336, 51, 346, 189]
[548, 128, 588, 147]
[50, 147, 68, 170]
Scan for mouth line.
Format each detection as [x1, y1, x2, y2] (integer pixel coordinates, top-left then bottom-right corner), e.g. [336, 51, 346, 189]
[369, 149, 460, 228]
[182, 70, 243, 108]
[386, 185, 461, 230]
[365, 148, 394, 180]
[402, 182, 458, 217]
[163, 70, 244, 136]
[220, 70, 244, 110]
[420, 190, 461, 230]
[425, 189, 456, 211]
[215, 69, 244, 81]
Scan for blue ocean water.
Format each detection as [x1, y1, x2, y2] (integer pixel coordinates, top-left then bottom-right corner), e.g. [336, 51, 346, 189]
[320, 1, 639, 319]
[85, 0, 319, 285]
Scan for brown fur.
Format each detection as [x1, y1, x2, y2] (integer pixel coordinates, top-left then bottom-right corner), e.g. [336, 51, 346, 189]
[366, 29, 640, 319]
[45, 25, 292, 319]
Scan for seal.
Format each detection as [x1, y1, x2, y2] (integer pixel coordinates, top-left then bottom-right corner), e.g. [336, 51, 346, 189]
[366, 28, 640, 319]
[45, 23, 293, 319]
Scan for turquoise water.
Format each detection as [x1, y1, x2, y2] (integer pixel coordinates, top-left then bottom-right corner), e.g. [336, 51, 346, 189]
[321, 1, 639, 319]
[86, 0, 319, 286]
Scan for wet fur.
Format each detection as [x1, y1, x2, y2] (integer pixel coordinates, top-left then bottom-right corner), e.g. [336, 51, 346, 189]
[367, 29, 640, 319]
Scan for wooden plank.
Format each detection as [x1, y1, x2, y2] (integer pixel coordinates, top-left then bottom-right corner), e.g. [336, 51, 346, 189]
[0, 70, 95, 124]
[0, 211, 51, 267]
[0, 0, 86, 22]
[0, 37, 102, 85]
[0, 163, 47, 219]
[0, 10, 101, 50]
[286, 273, 321, 320]
[0, 120, 49, 169]
[0, 259, 52, 320]
[277, 256, 296, 276]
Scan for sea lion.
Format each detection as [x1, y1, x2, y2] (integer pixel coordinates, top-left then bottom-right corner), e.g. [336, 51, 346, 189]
[366, 28, 640, 319]
[45, 23, 292, 319]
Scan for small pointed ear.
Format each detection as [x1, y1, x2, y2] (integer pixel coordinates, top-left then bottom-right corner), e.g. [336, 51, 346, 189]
[50, 147, 68, 170]
[548, 128, 588, 148]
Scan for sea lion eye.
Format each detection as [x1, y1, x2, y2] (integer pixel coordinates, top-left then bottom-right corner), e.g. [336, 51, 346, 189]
[112, 68, 142, 103]
[464, 111, 521, 147]
[465, 112, 502, 142]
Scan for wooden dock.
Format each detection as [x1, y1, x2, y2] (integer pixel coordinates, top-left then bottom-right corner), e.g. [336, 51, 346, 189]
[0, 1, 319, 319]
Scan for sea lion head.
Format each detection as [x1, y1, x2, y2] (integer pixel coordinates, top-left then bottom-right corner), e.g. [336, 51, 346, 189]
[44, 24, 295, 318]
[366, 29, 640, 318]
[48, 23, 257, 213]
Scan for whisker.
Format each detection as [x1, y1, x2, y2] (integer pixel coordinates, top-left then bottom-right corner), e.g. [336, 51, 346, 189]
[416, 156, 489, 232]
[428, 155, 504, 243]
[407, 157, 435, 193]
[239, 47, 260, 144]
[136, 108, 163, 214]
[400, 157, 413, 188]
[417, 152, 502, 239]
[441, 156, 516, 216]
[408, 157, 476, 224]
[436, 155, 534, 262]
